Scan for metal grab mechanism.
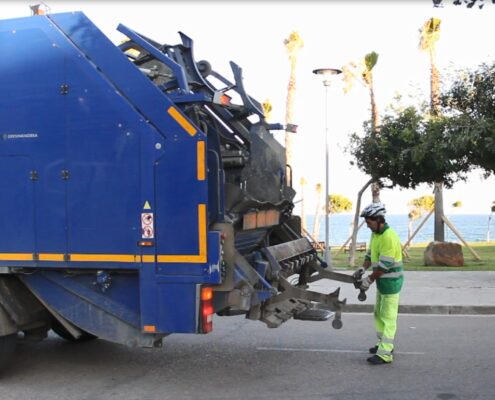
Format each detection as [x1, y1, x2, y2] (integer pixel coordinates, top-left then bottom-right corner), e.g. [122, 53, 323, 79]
[261, 275, 345, 329]
[307, 262, 368, 302]
[253, 237, 364, 330]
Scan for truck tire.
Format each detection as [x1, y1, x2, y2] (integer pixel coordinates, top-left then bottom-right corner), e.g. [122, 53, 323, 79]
[51, 321, 97, 342]
[0, 334, 16, 371]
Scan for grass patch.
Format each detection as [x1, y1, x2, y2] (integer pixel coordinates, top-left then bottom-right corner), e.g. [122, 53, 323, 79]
[328, 242, 495, 271]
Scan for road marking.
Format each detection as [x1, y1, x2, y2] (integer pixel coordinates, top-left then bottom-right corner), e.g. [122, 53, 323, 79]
[400, 313, 495, 318]
[257, 347, 424, 355]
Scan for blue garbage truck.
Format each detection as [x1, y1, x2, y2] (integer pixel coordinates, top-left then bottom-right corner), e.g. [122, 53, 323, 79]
[0, 11, 359, 370]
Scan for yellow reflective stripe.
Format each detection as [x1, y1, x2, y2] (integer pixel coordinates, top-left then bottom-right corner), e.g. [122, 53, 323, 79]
[0, 251, 208, 264]
[198, 204, 207, 258]
[38, 253, 65, 262]
[156, 254, 206, 263]
[167, 106, 197, 136]
[70, 254, 140, 263]
[141, 255, 156, 263]
[197, 140, 206, 181]
[0, 253, 32, 261]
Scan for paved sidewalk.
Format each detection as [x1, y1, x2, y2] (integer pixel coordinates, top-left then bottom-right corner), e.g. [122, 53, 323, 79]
[309, 271, 495, 314]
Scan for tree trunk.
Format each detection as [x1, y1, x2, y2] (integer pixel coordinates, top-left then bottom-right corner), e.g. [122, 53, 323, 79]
[430, 55, 441, 116]
[486, 213, 492, 242]
[430, 49, 444, 242]
[434, 182, 445, 242]
[349, 178, 374, 267]
[285, 57, 297, 172]
[312, 184, 323, 240]
[371, 181, 381, 203]
[369, 83, 380, 132]
[300, 178, 307, 231]
[369, 79, 381, 204]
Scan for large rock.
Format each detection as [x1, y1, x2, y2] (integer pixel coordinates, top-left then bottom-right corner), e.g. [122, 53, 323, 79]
[424, 241, 464, 266]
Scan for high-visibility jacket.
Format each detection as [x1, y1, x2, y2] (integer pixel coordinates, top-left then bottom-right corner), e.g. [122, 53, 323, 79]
[365, 224, 404, 295]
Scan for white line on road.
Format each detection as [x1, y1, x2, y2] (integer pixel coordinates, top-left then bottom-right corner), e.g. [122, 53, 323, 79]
[257, 347, 425, 355]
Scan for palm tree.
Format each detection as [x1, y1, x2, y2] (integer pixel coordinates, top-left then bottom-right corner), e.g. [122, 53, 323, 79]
[328, 194, 353, 214]
[342, 52, 380, 265]
[407, 195, 435, 241]
[342, 52, 381, 203]
[261, 98, 273, 121]
[283, 31, 304, 172]
[312, 183, 323, 240]
[419, 17, 444, 241]
[407, 208, 422, 241]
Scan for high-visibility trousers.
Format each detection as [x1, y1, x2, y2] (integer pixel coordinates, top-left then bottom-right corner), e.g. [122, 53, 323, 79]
[374, 290, 400, 362]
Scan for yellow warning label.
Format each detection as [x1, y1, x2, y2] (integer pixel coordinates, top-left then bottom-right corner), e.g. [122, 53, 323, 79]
[143, 201, 151, 210]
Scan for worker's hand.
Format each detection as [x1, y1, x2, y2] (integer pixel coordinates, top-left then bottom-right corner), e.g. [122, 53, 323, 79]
[359, 275, 373, 292]
[352, 266, 366, 280]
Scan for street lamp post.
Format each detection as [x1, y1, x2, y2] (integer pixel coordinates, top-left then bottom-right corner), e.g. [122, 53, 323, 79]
[313, 68, 342, 268]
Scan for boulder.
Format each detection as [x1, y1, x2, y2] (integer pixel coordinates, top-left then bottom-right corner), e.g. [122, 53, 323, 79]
[424, 241, 464, 266]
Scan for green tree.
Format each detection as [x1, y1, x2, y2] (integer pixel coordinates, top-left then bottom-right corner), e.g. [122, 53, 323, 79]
[351, 60, 494, 187]
[433, 0, 490, 9]
[349, 107, 469, 189]
[442, 62, 495, 175]
[328, 194, 353, 214]
[452, 201, 462, 208]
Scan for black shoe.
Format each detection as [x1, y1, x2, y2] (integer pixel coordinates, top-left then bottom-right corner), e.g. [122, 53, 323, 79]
[367, 355, 391, 365]
[369, 345, 394, 354]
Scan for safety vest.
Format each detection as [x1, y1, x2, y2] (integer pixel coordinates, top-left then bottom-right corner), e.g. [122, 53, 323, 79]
[365, 224, 404, 295]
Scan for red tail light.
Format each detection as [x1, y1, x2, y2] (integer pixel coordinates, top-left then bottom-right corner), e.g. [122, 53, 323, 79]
[200, 287, 214, 333]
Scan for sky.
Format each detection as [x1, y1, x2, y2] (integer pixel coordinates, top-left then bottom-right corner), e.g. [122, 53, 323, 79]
[3, 1, 495, 215]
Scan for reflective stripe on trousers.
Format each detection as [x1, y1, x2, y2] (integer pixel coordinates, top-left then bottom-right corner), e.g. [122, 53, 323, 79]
[374, 291, 400, 362]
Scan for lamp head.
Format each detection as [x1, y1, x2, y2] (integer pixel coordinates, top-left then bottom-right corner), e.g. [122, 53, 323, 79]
[313, 68, 342, 87]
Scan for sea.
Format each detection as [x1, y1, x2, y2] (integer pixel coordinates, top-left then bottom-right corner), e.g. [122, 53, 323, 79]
[305, 214, 495, 246]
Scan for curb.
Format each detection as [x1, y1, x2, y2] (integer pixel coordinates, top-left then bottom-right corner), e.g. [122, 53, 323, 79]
[343, 304, 495, 315]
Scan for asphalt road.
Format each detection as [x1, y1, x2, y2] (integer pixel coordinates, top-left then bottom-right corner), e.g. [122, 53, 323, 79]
[2, 313, 494, 400]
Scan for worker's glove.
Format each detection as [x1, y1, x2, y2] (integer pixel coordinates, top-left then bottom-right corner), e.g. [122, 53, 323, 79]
[359, 275, 373, 292]
[352, 267, 366, 280]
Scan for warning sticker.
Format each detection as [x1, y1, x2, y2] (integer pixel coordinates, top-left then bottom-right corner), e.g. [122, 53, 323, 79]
[142, 226, 154, 239]
[143, 201, 151, 210]
[141, 213, 154, 239]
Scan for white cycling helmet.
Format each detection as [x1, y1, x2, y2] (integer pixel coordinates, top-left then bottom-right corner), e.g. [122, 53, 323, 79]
[360, 202, 386, 218]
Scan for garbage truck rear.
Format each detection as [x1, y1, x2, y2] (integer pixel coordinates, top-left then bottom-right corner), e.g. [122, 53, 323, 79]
[0, 12, 359, 370]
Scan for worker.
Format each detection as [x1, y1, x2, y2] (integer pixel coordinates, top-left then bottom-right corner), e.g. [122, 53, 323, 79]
[353, 202, 404, 365]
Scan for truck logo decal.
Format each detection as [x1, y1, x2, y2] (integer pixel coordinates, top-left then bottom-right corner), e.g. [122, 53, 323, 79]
[2, 133, 39, 140]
